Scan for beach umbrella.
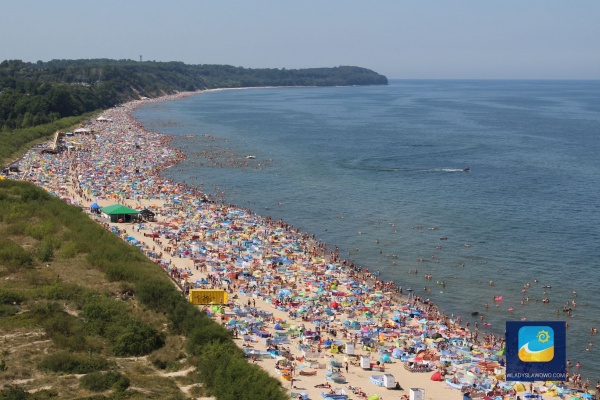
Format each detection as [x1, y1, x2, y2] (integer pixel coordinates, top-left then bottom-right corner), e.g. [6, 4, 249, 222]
[513, 383, 526, 392]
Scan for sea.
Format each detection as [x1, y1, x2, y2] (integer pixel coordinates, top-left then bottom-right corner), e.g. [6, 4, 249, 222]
[133, 80, 600, 381]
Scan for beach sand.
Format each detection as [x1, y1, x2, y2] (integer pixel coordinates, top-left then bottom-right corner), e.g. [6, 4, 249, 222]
[9, 92, 575, 400]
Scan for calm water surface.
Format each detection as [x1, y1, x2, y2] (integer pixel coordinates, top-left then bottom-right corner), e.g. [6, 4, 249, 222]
[134, 80, 600, 380]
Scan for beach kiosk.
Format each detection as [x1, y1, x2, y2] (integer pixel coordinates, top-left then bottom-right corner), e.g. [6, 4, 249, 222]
[360, 355, 371, 370]
[100, 204, 140, 223]
[409, 388, 424, 400]
[189, 289, 228, 305]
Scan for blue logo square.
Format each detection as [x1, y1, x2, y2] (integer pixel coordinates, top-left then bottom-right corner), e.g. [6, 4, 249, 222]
[518, 326, 554, 362]
[506, 321, 566, 382]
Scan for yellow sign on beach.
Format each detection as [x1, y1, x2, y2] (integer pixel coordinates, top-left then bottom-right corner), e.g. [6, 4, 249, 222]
[189, 289, 228, 305]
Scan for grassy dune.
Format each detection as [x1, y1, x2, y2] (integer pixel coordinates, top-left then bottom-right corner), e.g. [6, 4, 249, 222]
[0, 180, 287, 400]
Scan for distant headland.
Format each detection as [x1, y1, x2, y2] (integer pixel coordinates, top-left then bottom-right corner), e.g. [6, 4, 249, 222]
[0, 58, 387, 130]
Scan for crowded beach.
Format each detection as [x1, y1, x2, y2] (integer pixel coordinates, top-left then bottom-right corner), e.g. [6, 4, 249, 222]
[6, 91, 598, 400]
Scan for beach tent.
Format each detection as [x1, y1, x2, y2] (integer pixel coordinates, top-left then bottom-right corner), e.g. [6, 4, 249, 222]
[379, 354, 392, 363]
[430, 370, 443, 381]
[100, 204, 140, 223]
[392, 348, 404, 359]
[140, 208, 155, 221]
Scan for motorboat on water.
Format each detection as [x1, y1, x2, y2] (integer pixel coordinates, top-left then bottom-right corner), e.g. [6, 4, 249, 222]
[463, 166, 470, 172]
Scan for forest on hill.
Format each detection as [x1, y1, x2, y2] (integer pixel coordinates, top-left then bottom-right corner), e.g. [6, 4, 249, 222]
[0, 59, 388, 131]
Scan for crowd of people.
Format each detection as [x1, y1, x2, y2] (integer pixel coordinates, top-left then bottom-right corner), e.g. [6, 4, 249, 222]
[8, 92, 597, 400]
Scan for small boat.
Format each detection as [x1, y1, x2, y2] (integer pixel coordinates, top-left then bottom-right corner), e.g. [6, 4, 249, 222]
[463, 166, 470, 172]
[245, 155, 256, 159]
[543, 285, 552, 288]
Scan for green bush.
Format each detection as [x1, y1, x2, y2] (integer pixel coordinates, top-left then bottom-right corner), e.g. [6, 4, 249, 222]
[39, 352, 113, 374]
[81, 297, 128, 336]
[80, 371, 130, 392]
[42, 283, 86, 301]
[0, 385, 29, 400]
[104, 263, 135, 282]
[0, 304, 19, 317]
[168, 302, 205, 334]
[0, 289, 25, 304]
[0, 238, 34, 271]
[213, 359, 287, 400]
[111, 321, 165, 357]
[36, 238, 55, 262]
[59, 242, 78, 259]
[136, 280, 181, 313]
[19, 186, 51, 203]
[26, 220, 57, 241]
[6, 220, 27, 235]
[50, 331, 89, 352]
[186, 323, 232, 356]
[30, 301, 63, 319]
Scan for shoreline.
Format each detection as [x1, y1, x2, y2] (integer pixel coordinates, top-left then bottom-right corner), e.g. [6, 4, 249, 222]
[8, 91, 594, 399]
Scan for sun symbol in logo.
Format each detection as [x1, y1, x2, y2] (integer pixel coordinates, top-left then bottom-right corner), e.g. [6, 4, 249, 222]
[537, 329, 550, 343]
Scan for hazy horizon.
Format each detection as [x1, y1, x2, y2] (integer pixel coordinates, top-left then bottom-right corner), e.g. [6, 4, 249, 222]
[2, 0, 599, 80]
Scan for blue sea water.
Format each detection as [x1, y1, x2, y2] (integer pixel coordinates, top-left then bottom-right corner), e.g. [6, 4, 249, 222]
[134, 80, 600, 381]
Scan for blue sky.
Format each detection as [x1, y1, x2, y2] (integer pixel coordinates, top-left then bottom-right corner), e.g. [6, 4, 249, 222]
[1, 0, 598, 79]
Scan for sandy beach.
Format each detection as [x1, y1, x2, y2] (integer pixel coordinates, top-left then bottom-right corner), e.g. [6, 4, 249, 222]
[8, 91, 592, 400]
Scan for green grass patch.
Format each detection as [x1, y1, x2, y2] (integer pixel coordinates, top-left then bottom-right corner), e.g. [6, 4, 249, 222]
[39, 352, 114, 374]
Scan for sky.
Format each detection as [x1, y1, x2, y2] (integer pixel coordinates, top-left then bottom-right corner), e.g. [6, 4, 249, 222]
[1, 0, 599, 79]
